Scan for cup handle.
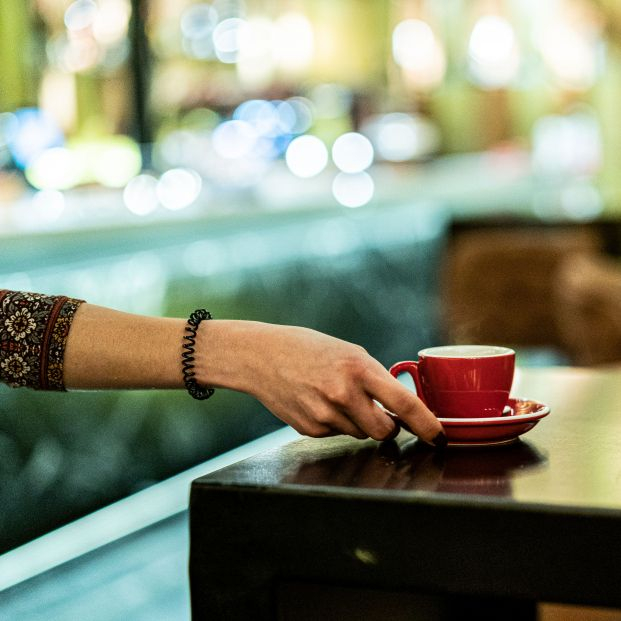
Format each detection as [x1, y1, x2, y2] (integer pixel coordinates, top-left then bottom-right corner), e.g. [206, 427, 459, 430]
[389, 360, 426, 405]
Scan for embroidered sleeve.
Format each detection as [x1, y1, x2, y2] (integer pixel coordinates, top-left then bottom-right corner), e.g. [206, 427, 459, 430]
[0, 290, 85, 391]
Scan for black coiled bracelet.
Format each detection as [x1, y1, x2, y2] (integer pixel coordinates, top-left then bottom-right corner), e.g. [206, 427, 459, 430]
[182, 309, 215, 400]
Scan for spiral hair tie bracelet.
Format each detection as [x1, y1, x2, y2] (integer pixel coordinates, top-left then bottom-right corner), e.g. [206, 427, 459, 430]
[182, 309, 215, 400]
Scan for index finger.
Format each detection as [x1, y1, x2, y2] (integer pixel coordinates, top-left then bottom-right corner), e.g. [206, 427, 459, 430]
[363, 367, 446, 448]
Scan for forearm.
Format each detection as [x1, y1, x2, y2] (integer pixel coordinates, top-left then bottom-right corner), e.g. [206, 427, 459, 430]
[63, 303, 187, 389]
[63, 303, 259, 392]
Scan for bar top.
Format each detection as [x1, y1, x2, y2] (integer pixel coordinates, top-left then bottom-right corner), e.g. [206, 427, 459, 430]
[193, 366, 621, 513]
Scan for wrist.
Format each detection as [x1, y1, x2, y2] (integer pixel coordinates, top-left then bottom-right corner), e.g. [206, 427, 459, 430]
[192, 319, 263, 395]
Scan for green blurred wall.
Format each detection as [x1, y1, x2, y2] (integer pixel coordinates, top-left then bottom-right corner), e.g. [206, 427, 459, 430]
[0, 0, 37, 111]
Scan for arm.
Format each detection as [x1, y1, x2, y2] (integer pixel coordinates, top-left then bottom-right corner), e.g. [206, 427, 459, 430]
[64, 304, 445, 446]
[1, 292, 445, 447]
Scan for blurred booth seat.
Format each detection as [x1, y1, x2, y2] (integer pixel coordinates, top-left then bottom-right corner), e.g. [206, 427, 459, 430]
[441, 226, 603, 362]
[554, 253, 621, 366]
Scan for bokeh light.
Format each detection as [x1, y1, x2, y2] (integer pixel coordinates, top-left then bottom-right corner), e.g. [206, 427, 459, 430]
[49, 33, 100, 73]
[123, 174, 159, 216]
[181, 1, 218, 59]
[25, 147, 82, 190]
[274, 13, 314, 74]
[468, 15, 520, 89]
[59, 0, 132, 74]
[212, 120, 258, 159]
[233, 100, 280, 137]
[24, 137, 142, 189]
[273, 101, 297, 135]
[538, 22, 603, 90]
[64, 0, 98, 32]
[285, 135, 328, 178]
[282, 98, 314, 134]
[92, 0, 131, 45]
[8, 109, 64, 169]
[213, 17, 246, 64]
[361, 113, 440, 162]
[236, 17, 275, 88]
[532, 110, 602, 176]
[156, 168, 202, 210]
[332, 171, 374, 208]
[91, 140, 142, 187]
[392, 19, 446, 90]
[331, 132, 374, 173]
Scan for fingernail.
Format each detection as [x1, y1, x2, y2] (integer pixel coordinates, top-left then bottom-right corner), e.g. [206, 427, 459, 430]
[432, 431, 447, 450]
[385, 421, 400, 441]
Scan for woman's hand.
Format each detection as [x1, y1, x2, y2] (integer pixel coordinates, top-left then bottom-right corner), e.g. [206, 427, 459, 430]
[197, 321, 446, 447]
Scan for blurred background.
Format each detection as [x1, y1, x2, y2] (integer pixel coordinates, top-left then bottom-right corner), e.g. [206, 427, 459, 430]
[2, 0, 621, 614]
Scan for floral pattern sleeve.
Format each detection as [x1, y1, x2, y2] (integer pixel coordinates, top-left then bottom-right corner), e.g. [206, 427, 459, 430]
[0, 290, 85, 391]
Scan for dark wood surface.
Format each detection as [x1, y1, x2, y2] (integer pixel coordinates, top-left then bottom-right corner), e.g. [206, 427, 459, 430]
[189, 367, 621, 620]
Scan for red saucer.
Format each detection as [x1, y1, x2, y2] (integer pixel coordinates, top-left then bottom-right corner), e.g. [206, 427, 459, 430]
[437, 398, 550, 447]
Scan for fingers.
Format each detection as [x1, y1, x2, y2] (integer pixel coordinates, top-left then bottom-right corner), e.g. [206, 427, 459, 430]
[343, 397, 399, 441]
[293, 400, 398, 441]
[305, 369, 436, 444]
[327, 413, 369, 440]
[363, 367, 446, 448]
[288, 402, 369, 440]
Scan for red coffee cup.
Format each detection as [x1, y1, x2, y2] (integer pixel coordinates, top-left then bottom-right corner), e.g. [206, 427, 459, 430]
[390, 345, 515, 419]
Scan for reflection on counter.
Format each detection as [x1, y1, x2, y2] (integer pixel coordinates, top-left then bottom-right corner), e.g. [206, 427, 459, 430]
[286, 435, 547, 498]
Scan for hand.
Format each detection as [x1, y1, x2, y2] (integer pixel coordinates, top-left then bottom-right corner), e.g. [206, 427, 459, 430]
[198, 321, 446, 447]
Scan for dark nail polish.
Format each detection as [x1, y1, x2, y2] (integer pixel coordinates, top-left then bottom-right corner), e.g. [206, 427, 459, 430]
[432, 431, 447, 450]
[385, 421, 400, 441]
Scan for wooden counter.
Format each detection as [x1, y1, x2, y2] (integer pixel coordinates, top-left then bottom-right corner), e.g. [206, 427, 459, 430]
[190, 366, 621, 620]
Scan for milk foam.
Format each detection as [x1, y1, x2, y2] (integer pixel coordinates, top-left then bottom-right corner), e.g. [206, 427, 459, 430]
[419, 345, 513, 358]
